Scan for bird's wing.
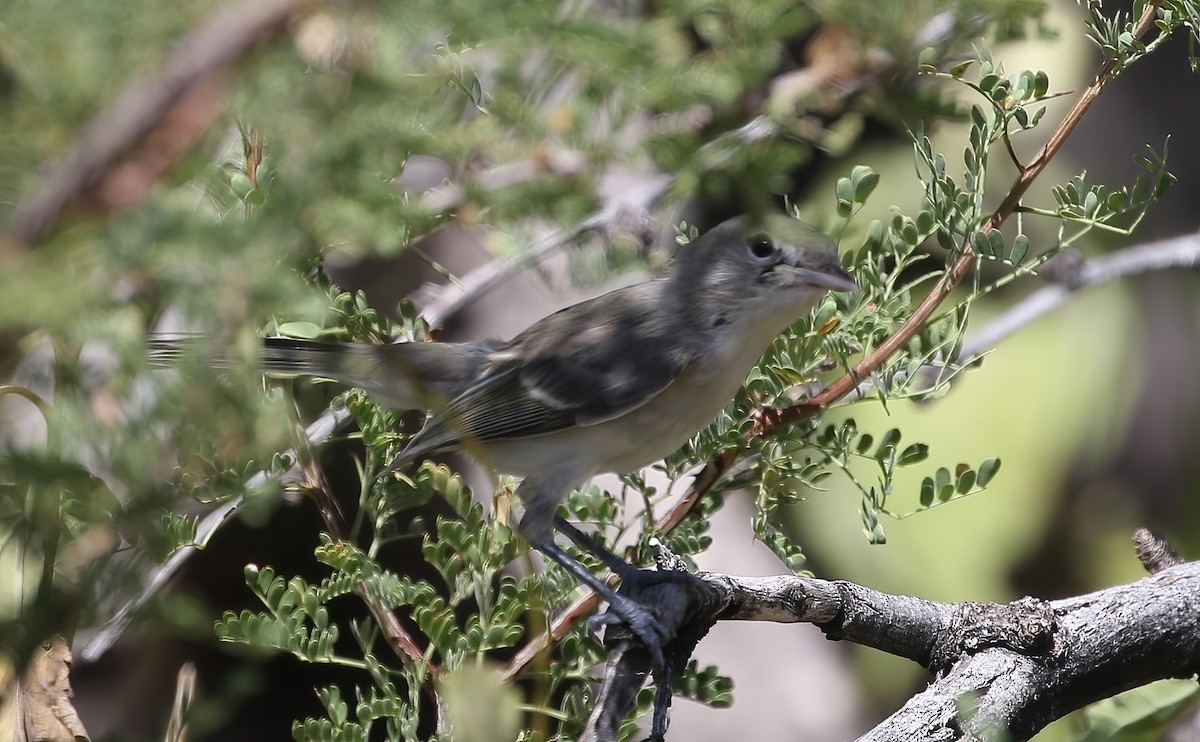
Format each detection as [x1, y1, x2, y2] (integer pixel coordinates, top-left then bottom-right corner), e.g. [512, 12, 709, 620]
[399, 281, 695, 459]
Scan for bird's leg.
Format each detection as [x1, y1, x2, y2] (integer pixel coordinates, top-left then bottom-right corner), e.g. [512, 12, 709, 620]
[553, 516, 637, 576]
[647, 658, 675, 741]
[554, 515, 705, 596]
[523, 470, 686, 667]
[530, 537, 670, 667]
[550, 512, 716, 709]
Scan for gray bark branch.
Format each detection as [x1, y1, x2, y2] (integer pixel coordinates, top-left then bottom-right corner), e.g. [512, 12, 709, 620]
[587, 548, 1200, 741]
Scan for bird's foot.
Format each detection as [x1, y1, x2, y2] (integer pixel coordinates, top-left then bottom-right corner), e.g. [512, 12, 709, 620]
[587, 568, 710, 668]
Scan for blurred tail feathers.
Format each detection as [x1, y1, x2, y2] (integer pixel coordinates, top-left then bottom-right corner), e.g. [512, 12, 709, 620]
[146, 335, 499, 412]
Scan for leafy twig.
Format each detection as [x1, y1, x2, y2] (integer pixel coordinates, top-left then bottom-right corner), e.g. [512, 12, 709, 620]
[762, 0, 1167, 435]
[3, 0, 314, 248]
[953, 230, 1200, 364]
[291, 419, 430, 669]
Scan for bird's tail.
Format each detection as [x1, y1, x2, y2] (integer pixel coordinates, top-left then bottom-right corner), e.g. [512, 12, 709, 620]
[147, 335, 497, 411]
[260, 337, 355, 378]
[146, 335, 352, 377]
[145, 335, 219, 368]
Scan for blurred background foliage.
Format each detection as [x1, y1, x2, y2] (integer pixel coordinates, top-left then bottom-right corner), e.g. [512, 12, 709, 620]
[2, 0, 1199, 739]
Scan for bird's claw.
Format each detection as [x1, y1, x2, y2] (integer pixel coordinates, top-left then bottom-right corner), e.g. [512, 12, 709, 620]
[591, 598, 670, 668]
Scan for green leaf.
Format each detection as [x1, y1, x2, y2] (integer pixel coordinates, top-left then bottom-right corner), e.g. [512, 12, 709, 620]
[1155, 170, 1177, 198]
[970, 104, 987, 128]
[977, 458, 1002, 487]
[851, 165, 880, 203]
[986, 230, 1005, 258]
[673, 661, 735, 707]
[1076, 679, 1200, 742]
[856, 434, 875, 455]
[916, 210, 934, 236]
[969, 124, 983, 152]
[1013, 71, 1031, 101]
[970, 231, 992, 257]
[875, 428, 902, 459]
[1010, 234, 1029, 264]
[898, 443, 929, 466]
[252, 565, 273, 595]
[956, 468, 976, 494]
[1033, 70, 1049, 98]
[836, 177, 855, 217]
[865, 218, 884, 245]
[278, 321, 323, 339]
[935, 467, 954, 501]
[230, 173, 254, 198]
[1131, 174, 1152, 205]
[919, 477, 935, 507]
[950, 60, 975, 78]
[1109, 187, 1132, 212]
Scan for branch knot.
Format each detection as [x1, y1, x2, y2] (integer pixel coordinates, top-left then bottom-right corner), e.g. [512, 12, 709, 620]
[931, 598, 1056, 674]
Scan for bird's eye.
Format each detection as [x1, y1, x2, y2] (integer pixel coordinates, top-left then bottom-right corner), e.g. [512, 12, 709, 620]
[747, 233, 776, 259]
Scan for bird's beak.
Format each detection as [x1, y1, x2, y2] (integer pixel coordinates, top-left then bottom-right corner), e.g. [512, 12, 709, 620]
[793, 265, 859, 293]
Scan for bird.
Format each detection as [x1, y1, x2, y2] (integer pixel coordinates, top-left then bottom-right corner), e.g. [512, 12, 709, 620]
[150, 213, 857, 660]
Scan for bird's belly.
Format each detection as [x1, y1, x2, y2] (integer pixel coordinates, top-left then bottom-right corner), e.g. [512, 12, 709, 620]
[480, 358, 748, 477]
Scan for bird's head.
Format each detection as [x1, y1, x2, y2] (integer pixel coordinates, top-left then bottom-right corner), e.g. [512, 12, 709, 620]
[669, 214, 858, 331]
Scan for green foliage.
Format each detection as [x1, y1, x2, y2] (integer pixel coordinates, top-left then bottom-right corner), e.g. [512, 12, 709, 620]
[672, 660, 735, 708]
[835, 165, 882, 219]
[2, 0, 1196, 738]
[1071, 679, 1200, 742]
[158, 511, 200, 559]
[1038, 144, 1176, 240]
[1081, 0, 1199, 71]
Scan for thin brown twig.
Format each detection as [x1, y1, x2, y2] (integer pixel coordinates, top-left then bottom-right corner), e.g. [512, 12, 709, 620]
[990, 0, 1164, 226]
[1001, 128, 1028, 176]
[0, 385, 50, 413]
[359, 587, 429, 665]
[293, 422, 431, 668]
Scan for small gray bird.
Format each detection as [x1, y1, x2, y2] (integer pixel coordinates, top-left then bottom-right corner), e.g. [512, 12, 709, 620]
[151, 213, 857, 658]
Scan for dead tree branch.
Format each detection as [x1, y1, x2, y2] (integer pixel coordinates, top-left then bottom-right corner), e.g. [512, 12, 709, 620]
[585, 534, 1200, 741]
